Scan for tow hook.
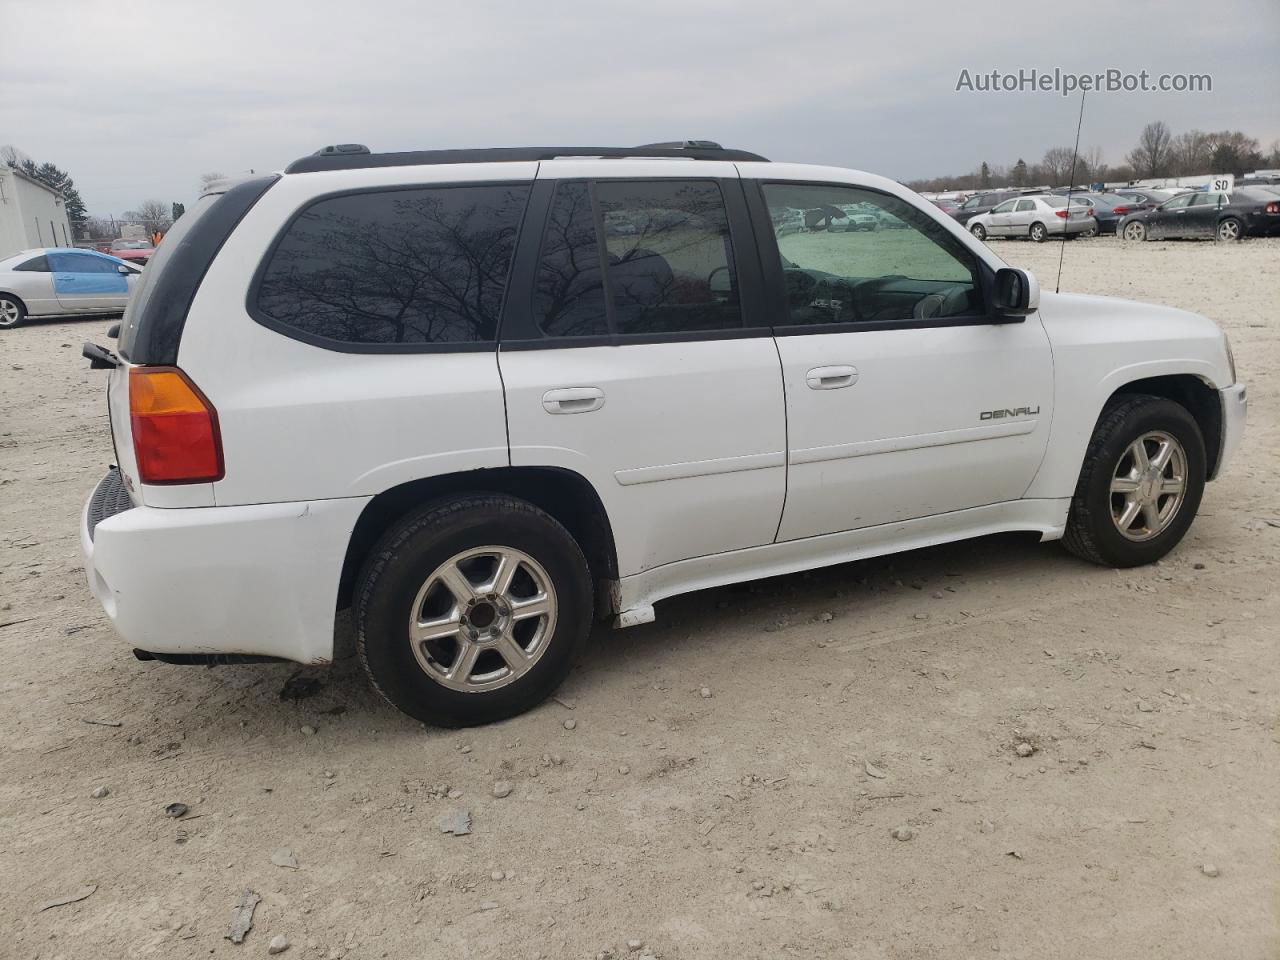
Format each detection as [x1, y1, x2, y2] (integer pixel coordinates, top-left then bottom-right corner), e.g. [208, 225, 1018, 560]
[82, 342, 119, 370]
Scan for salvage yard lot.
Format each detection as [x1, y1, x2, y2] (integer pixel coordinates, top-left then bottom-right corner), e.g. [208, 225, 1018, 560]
[2, 237, 1278, 959]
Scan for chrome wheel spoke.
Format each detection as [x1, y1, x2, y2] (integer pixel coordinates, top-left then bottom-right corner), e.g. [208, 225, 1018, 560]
[1141, 501, 1162, 532]
[490, 553, 520, 596]
[1161, 477, 1185, 495]
[1129, 438, 1151, 471]
[1111, 476, 1140, 494]
[412, 613, 461, 644]
[1149, 439, 1174, 472]
[1116, 497, 1142, 531]
[510, 594, 552, 621]
[494, 633, 530, 670]
[448, 641, 481, 684]
[438, 564, 478, 604]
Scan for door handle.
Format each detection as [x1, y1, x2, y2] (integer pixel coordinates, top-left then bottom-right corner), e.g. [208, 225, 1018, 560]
[806, 365, 858, 390]
[542, 386, 605, 414]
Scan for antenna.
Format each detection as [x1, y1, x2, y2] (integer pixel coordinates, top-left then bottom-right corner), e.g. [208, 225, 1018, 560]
[1056, 90, 1087, 294]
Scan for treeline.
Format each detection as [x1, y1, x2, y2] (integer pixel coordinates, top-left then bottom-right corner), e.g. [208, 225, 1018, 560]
[905, 122, 1280, 192]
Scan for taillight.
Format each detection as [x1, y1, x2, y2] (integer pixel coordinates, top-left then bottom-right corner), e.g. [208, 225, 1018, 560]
[1266, 202, 1280, 215]
[1113, 206, 1132, 215]
[1055, 210, 1069, 219]
[129, 367, 224, 484]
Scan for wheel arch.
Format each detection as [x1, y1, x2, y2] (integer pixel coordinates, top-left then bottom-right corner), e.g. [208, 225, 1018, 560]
[1102, 374, 1223, 479]
[0, 290, 28, 311]
[338, 466, 620, 612]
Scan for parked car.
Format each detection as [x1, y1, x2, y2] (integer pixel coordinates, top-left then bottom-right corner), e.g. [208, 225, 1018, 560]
[1113, 188, 1187, 210]
[950, 190, 1023, 226]
[1066, 192, 1143, 236]
[1118, 188, 1280, 241]
[966, 194, 1095, 241]
[108, 239, 156, 265]
[931, 198, 961, 215]
[80, 141, 1245, 726]
[0, 248, 141, 328]
[837, 204, 881, 231]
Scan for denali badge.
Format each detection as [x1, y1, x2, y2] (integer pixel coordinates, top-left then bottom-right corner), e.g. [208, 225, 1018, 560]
[980, 406, 1040, 420]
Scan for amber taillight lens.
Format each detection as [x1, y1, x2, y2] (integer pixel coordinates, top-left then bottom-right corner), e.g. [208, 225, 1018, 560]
[129, 367, 224, 484]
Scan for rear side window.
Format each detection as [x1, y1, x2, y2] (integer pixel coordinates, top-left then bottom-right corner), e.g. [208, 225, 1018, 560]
[255, 184, 530, 348]
[530, 179, 742, 339]
[14, 255, 49, 272]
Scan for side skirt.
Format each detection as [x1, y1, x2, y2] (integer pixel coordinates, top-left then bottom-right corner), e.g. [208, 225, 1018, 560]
[612, 498, 1070, 627]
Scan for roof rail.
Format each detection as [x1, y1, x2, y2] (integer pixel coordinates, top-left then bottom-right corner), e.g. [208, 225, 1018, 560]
[284, 142, 768, 174]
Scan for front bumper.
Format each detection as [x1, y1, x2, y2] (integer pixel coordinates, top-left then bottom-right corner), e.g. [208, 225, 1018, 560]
[1214, 383, 1247, 479]
[81, 478, 369, 663]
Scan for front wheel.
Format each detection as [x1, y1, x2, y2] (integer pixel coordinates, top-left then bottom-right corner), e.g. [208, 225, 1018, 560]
[0, 295, 25, 329]
[1029, 222, 1048, 243]
[356, 494, 593, 726]
[1063, 395, 1206, 568]
[1216, 217, 1243, 242]
[970, 222, 987, 240]
[1122, 221, 1147, 242]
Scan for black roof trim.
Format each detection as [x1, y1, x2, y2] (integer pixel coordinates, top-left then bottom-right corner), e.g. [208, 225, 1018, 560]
[284, 144, 768, 174]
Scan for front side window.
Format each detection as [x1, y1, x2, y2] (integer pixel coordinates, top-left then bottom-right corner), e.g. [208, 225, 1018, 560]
[256, 184, 530, 347]
[50, 252, 118, 274]
[761, 183, 983, 327]
[530, 179, 742, 338]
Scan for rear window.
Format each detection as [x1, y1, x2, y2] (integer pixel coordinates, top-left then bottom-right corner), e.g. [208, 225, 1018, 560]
[254, 184, 531, 348]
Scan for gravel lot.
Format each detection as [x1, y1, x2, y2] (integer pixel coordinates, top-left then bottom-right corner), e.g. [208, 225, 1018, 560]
[2, 236, 1277, 959]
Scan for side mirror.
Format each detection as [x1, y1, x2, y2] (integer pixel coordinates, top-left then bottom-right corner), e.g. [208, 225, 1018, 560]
[993, 267, 1039, 317]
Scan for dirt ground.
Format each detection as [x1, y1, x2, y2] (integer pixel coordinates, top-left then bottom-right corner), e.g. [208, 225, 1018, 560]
[2, 236, 1278, 960]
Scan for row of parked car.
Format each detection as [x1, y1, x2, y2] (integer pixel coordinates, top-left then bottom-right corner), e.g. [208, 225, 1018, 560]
[934, 183, 1280, 243]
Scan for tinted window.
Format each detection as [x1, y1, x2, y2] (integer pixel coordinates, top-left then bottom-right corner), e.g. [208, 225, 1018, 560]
[51, 252, 118, 273]
[14, 255, 49, 272]
[532, 182, 608, 337]
[257, 184, 530, 346]
[597, 180, 741, 335]
[761, 183, 983, 326]
[1161, 195, 1193, 210]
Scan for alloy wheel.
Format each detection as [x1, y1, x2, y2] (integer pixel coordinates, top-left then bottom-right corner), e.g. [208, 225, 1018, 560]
[407, 546, 557, 692]
[1109, 431, 1188, 542]
[0, 299, 20, 327]
[1217, 219, 1241, 241]
[1123, 222, 1146, 241]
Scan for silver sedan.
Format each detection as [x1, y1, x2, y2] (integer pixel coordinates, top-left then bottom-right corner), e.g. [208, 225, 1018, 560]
[0, 247, 142, 329]
[966, 195, 1095, 242]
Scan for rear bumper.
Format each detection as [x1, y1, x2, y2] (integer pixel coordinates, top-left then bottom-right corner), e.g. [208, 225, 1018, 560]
[1214, 383, 1247, 479]
[81, 481, 369, 663]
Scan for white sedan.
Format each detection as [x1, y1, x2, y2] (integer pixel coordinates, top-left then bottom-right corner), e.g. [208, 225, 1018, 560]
[966, 195, 1095, 242]
[0, 248, 142, 328]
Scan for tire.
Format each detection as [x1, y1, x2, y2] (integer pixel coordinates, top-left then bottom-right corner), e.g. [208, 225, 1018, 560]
[0, 294, 25, 329]
[970, 222, 987, 240]
[1029, 222, 1048, 243]
[1081, 223, 1099, 238]
[1062, 395, 1206, 568]
[355, 494, 593, 726]
[1122, 221, 1147, 242]
[1216, 217, 1243, 242]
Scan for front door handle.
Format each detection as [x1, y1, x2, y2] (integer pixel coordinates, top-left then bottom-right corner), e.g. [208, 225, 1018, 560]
[542, 386, 605, 414]
[806, 365, 858, 390]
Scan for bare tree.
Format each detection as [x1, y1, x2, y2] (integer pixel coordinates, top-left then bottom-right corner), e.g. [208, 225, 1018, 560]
[0, 144, 32, 168]
[199, 171, 227, 192]
[128, 199, 173, 231]
[1170, 130, 1213, 176]
[1041, 147, 1078, 185]
[1082, 147, 1106, 182]
[1126, 121, 1173, 178]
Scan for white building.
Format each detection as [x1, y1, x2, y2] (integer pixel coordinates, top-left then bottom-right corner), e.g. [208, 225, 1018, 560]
[0, 166, 73, 259]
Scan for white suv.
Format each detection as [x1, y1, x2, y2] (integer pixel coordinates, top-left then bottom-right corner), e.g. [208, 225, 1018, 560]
[80, 141, 1247, 726]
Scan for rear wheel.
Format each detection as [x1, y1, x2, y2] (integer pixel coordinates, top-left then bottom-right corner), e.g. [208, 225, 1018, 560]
[1216, 217, 1243, 242]
[1122, 221, 1147, 242]
[1029, 222, 1048, 243]
[1063, 395, 1205, 568]
[969, 222, 987, 240]
[356, 494, 593, 726]
[0, 295, 25, 329]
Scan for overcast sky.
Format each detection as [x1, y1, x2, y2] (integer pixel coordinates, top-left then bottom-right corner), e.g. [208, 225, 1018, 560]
[4, 0, 1278, 216]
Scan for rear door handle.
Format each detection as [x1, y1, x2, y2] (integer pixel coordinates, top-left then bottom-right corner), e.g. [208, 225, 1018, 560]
[806, 365, 858, 390]
[542, 386, 605, 414]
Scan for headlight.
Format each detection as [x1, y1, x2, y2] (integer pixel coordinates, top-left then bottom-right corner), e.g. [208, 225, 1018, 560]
[1224, 332, 1237, 384]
